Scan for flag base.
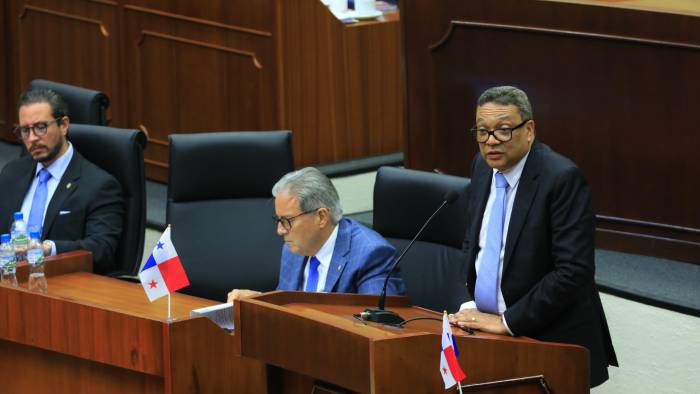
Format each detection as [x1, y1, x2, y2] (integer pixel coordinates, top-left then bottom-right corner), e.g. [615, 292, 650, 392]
[361, 308, 404, 325]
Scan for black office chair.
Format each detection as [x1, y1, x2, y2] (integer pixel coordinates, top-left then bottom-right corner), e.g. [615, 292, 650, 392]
[167, 131, 294, 301]
[373, 166, 471, 312]
[28, 79, 110, 125]
[68, 124, 147, 277]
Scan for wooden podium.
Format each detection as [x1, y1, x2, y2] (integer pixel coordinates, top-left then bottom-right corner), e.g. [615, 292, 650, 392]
[239, 291, 589, 393]
[1, 253, 588, 393]
[0, 251, 267, 394]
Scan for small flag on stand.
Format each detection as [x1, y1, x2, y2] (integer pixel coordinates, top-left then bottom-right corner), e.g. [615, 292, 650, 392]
[139, 226, 189, 302]
[440, 312, 466, 390]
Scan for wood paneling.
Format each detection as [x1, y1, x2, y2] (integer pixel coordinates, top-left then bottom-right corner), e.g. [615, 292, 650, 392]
[4, 0, 403, 182]
[0, 1, 9, 139]
[123, 3, 278, 181]
[401, 0, 700, 263]
[7, 0, 121, 123]
[280, 2, 403, 166]
[0, 340, 163, 394]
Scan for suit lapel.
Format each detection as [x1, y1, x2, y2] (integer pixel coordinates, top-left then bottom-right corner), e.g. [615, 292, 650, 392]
[10, 158, 38, 212]
[503, 143, 541, 273]
[470, 161, 492, 262]
[323, 219, 348, 292]
[42, 152, 81, 238]
[287, 254, 306, 291]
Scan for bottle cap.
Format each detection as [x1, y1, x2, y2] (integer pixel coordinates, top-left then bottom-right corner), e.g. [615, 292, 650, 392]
[13, 212, 23, 220]
[1, 234, 9, 243]
[29, 231, 40, 239]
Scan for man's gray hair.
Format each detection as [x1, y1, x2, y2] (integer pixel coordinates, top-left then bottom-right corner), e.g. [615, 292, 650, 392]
[272, 167, 343, 224]
[477, 86, 532, 121]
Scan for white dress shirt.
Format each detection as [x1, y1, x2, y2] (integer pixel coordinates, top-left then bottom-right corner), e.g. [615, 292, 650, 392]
[460, 150, 531, 332]
[302, 223, 339, 292]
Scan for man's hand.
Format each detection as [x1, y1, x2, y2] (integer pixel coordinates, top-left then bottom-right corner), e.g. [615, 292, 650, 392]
[227, 289, 262, 303]
[42, 240, 52, 256]
[448, 309, 509, 335]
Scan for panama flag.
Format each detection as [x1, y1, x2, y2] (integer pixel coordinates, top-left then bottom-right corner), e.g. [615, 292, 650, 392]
[139, 226, 190, 302]
[440, 312, 466, 389]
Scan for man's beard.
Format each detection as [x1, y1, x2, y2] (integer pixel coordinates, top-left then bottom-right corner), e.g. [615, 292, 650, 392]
[30, 137, 64, 164]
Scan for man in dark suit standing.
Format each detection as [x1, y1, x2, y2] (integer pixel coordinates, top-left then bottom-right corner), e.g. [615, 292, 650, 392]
[449, 86, 617, 387]
[0, 88, 123, 273]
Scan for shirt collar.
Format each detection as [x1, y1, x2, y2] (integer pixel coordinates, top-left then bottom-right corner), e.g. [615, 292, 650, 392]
[314, 223, 339, 269]
[492, 148, 530, 189]
[36, 142, 74, 181]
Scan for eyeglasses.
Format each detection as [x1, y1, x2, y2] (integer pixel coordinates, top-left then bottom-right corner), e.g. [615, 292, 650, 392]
[13, 118, 62, 140]
[469, 119, 530, 143]
[273, 209, 317, 231]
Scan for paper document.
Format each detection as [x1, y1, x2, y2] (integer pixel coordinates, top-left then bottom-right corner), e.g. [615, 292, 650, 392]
[190, 302, 235, 332]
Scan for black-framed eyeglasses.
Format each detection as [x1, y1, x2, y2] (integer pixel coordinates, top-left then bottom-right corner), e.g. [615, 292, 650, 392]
[273, 209, 317, 231]
[469, 119, 530, 143]
[13, 118, 63, 140]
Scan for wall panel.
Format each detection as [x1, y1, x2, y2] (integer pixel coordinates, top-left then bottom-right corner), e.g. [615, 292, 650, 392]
[401, 0, 700, 263]
[0, 1, 9, 139]
[10, 0, 120, 124]
[4, 0, 403, 182]
[123, 4, 277, 180]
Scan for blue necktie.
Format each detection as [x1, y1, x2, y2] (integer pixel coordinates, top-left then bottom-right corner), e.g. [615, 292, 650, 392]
[27, 168, 51, 234]
[305, 256, 320, 292]
[475, 172, 508, 314]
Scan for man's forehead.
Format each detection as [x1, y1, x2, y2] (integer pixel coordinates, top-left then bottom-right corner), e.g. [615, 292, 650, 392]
[476, 103, 518, 122]
[275, 192, 301, 214]
[19, 102, 53, 121]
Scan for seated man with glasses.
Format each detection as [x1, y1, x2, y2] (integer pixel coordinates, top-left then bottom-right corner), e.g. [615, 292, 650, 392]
[0, 88, 124, 273]
[448, 86, 617, 387]
[228, 167, 405, 301]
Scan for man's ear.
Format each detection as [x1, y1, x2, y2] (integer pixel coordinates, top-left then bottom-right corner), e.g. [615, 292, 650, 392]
[526, 119, 536, 143]
[317, 208, 330, 227]
[59, 116, 70, 137]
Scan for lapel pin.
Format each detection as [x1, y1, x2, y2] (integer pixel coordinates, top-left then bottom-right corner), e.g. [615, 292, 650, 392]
[66, 182, 72, 189]
[337, 264, 342, 271]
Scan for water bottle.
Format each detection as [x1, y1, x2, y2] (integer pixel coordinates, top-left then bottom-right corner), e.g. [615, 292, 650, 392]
[27, 230, 47, 293]
[0, 233, 18, 287]
[11, 211, 28, 265]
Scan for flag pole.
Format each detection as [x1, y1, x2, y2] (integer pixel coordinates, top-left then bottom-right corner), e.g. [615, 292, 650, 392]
[457, 381, 464, 394]
[166, 224, 172, 322]
[167, 293, 172, 321]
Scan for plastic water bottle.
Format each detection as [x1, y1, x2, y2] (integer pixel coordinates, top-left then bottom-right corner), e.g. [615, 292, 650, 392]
[27, 230, 47, 293]
[11, 211, 28, 265]
[0, 233, 18, 287]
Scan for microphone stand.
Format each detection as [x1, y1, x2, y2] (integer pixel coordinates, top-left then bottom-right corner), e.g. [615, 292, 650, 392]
[361, 191, 457, 325]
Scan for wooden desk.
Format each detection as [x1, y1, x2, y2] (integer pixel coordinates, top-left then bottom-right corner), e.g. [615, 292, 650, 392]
[0, 251, 267, 394]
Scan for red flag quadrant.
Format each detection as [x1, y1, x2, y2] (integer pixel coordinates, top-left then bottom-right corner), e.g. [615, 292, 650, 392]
[158, 255, 190, 292]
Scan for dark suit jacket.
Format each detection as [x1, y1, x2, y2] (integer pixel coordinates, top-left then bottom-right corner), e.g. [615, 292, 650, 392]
[277, 218, 406, 295]
[463, 141, 618, 387]
[0, 149, 124, 273]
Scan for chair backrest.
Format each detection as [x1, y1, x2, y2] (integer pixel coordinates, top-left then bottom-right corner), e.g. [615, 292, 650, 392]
[28, 79, 110, 126]
[167, 131, 294, 301]
[68, 124, 147, 276]
[373, 166, 471, 312]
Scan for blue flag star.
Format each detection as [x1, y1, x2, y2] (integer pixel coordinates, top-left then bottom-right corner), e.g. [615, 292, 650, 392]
[156, 241, 164, 249]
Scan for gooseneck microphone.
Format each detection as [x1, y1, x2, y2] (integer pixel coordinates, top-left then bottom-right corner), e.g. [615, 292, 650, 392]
[361, 190, 460, 325]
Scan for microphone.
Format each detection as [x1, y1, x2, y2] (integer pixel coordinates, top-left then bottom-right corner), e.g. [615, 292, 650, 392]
[361, 190, 460, 325]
